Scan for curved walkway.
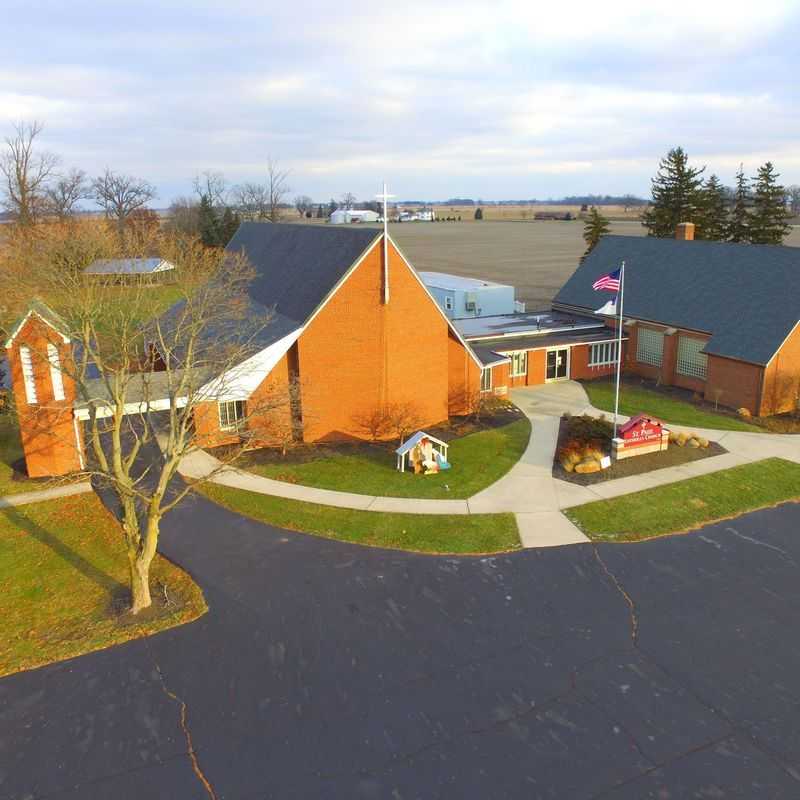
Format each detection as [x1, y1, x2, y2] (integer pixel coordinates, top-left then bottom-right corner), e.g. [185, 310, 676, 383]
[177, 382, 800, 549]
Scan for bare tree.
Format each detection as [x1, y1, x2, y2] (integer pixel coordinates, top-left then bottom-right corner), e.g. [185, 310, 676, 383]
[294, 195, 313, 217]
[0, 120, 60, 224]
[165, 195, 201, 237]
[265, 157, 290, 222]
[193, 170, 228, 207]
[44, 168, 91, 219]
[231, 181, 270, 220]
[92, 168, 157, 232]
[341, 192, 356, 210]
[787, 185, 800, 217]
[1, 224, 292, 613]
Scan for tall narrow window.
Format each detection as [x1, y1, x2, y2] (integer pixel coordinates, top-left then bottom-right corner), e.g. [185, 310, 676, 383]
[510, 351, 528, 377]
[47, 343, 66, 401]
[480, 367, 492, 392]
[19, 346, 38, 404]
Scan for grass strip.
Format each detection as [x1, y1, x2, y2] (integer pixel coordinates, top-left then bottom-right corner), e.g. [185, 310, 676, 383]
[565, 457, 800, 542]
[200, 482, 521, 554]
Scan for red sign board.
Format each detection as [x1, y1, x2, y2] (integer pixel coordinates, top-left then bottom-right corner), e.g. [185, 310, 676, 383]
[618, 413, 664, 447]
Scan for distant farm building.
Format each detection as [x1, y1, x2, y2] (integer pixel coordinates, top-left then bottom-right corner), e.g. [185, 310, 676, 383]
[398, 210, 435, 222]
[329, 209, 380, 224]
[84, 258, 176, 285]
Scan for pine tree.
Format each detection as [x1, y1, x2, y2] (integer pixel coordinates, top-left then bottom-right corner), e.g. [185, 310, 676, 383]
[582, 206, 610, 259]
[642, 147, 705, 237]
[198, 194, 221, 247]
[695, 174, 728, 240]
[749, 161, 791, 245]
[219, 207, 241, 246]
[727, 164, 750, 243]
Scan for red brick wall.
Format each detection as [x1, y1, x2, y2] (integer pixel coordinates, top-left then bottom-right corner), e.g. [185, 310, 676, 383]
[569, 344, 617, 381]
[297, 239, 452, 440]
[7, 315, 83, 478]
[705, 355, 764, 415]
[761, 322, 800, 415]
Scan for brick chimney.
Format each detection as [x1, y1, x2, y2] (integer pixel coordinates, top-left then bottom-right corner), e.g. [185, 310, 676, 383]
[675, 222, 695, 241]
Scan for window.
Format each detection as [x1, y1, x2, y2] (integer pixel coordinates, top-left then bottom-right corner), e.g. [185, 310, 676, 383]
[47, 343, 66, 401]
[218, 400, 245, 431]
[444, 296, 454, 311]
[677, 336, 708, 380]
[510, 351, 528, 377]
[480, 367, 492, 392]
[588, 341, 619, 367]
[19, 346, 38, 404]
[636, 328, 664, 367]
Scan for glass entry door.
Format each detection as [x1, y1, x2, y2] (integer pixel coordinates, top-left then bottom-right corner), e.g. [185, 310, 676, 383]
[546, 348, 569, 381]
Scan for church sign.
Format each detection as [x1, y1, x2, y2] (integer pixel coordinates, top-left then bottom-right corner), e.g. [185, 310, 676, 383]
[612, 413, 669, 460]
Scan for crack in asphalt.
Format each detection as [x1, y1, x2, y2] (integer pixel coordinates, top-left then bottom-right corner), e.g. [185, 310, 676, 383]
[146, 642, 218, 800]
[592, 545, 639, 645]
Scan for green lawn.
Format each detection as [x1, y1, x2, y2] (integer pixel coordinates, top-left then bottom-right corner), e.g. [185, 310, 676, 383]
[200, 483, 521, 554]
[565, 458, 800, 542]
[0, 494, 207, 677]
[582, 379, 762, 432]
[240, 417, 531, 499]
[0, 416, 33, 495]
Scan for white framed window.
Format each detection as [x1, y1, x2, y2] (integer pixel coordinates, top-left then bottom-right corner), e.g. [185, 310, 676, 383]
[510, 351, 528, 377]
[47, 343, 66, 401]
[677, 336, 708, 380]
[588, 341, 619, 367]
[636, 328, 664, 367]
[444, 296, 454, 311]
[480, 367, 492, 392]
[19, 346, 38, 404]
[218, 399, 246, 431]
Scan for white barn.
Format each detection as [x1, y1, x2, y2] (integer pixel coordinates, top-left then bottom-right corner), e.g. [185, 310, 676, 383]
[329, 209, 380, 224]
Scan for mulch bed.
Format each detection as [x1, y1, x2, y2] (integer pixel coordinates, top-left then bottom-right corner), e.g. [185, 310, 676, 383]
[210, 405, 526, 468]
[552, 416, 727, 486]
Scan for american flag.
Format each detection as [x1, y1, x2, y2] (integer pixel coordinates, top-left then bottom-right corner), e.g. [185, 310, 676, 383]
[592, 268, 621, 293]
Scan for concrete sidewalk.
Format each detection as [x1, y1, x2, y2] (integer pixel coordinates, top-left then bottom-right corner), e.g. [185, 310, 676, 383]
[0, 480, 93, 508]
[176, 381, 799, 550]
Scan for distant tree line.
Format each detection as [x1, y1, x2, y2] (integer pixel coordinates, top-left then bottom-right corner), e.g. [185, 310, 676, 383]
[643, 146, 793, 245]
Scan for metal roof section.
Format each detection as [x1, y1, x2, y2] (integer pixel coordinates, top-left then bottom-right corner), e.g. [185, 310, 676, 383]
[419, 271, 512, 292]
[85, 258, 175, 275]
[395, 430, 448, 455]
[470, 345, 512, 368]
[454, 310, 604, 342]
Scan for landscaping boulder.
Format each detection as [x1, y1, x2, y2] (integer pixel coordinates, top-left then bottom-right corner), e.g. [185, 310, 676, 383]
[675, 432, 689, 447]
[738, 407, 752, 419]
[688, 437, 700, 448]
[575, 459, 602, 474]
[697, 436, 710, 448]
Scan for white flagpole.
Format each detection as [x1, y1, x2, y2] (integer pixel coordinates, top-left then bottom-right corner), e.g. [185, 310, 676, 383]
[613, 261, 625, 441]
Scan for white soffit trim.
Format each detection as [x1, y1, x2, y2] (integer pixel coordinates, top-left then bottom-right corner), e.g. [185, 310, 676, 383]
[5, 309, 70, 349]
[199, 326, 304, 402]
[387, 234, 483, 369]
[75, 395, 189, 421]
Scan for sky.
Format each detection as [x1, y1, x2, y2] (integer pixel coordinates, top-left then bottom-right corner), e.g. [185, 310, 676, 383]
[3, 1, 800, 205]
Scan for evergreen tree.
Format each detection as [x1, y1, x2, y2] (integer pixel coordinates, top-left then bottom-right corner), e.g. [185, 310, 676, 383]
[695, 174, 728, 241]
[581, 206, 610, 259]
[198, 194, 221, 247]
[328, 198, 338, 216]
[749, 161, 791, 245]
[474, 207, 483, 220]
[642, 147, 705, 237]
[726, 164, 750, 243]
[316, 204, 324, 219]
[219, 206, 241, 246]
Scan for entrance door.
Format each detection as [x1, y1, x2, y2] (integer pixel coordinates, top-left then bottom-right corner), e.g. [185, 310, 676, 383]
[546, 348, 569, 381]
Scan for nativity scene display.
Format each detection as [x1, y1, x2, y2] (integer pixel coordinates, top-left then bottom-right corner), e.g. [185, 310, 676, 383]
[396, 431, 451, 475]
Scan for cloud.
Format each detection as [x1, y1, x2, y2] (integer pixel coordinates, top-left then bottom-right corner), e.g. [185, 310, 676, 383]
[0, 1, 798, 201]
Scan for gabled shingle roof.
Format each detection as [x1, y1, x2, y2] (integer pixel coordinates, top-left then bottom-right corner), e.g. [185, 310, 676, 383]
[226, 223, 381, 328]
[554, 236, 800, 365]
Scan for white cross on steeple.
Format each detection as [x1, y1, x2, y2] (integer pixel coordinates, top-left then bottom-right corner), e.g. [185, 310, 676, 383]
[375, 181, 395, 304]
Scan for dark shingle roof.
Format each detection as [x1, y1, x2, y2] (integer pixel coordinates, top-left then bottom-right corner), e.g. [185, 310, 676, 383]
[225, 223, 381, 327]
[554, 236, 800, 365]
[471, 345, 511, 367]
